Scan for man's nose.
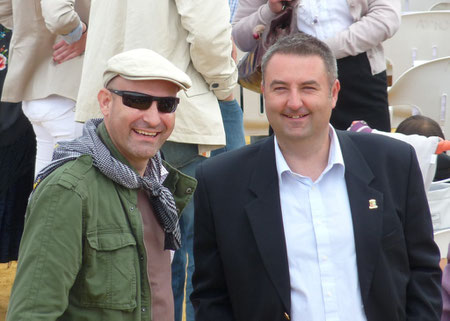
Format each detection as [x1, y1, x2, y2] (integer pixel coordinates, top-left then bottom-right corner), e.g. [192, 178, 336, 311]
[142, 101, 161, 125]
[286, 89, 303, 110]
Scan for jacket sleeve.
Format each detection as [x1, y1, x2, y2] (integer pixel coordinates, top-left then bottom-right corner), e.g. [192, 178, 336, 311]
[174, 0, 237, 100]
[191, 164, 236, 321]
[324, 0, 401, 59]
[6, 183, 83, 321]
[40, 0, 81, 35]
[0, 0, 13, 29]
[403, 146, 442, 320]
[231, 0, 277, 52]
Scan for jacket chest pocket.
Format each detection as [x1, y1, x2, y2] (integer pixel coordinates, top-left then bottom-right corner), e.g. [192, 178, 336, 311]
[76, 231, 138, 311]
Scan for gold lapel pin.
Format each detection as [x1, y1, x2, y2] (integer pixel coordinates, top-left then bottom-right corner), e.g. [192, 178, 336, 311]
[369, 199, 378, 210]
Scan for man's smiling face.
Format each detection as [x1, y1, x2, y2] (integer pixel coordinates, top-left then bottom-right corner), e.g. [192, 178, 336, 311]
[262, 53, 339, 146]
[99, 76, 178, 171]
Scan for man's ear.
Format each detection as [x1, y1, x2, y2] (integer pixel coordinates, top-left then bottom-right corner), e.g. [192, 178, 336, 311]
[330, 79, 340, 110]
[98, 88, 112, 117]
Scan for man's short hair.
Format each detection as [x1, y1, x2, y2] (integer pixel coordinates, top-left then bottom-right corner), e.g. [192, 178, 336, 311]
[261, 33, 338, 89]
[396, 115, 445, 139]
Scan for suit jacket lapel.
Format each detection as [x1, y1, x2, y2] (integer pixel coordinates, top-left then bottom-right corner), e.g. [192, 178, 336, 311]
[245, 137, 291, 313]
[337, 131, 384, 304]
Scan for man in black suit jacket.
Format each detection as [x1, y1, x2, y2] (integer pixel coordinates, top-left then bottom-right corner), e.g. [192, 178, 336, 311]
[191, 33, 442, 321]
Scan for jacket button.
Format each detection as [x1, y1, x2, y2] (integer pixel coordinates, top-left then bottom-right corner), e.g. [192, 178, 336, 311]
[185, 187, 193, 194]
[130, 206, 135, 211]
[284, 312, 290, 320]
[140, 256, 144, 261]
[141, 307, 147, 312]
[211, 83, 219, 88]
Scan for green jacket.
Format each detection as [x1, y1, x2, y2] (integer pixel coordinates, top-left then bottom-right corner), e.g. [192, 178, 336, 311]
[6, 123, 197, 321]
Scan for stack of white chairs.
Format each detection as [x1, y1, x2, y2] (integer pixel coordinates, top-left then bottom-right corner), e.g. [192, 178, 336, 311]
[402, 0, 444, 11]
[388, 57, 450, 136]
[383, 11, 450, 83]
[430, 2, 450, 10]
[433, 228, 450, 261]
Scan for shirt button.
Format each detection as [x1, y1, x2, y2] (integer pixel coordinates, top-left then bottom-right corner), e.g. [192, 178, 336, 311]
[327, 291, 332, 297]
[185, 187, 193, 194]
[322, 255, 328, 261]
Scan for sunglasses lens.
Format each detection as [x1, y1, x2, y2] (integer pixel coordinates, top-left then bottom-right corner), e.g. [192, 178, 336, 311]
[113, 90, 179, 113]
[122, 94, 152, 110]
[157, 98, 178, 113]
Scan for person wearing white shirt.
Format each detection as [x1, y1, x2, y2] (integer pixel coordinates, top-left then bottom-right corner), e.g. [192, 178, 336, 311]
[232, 0, 401, 132]
[191, 33, 441, 321]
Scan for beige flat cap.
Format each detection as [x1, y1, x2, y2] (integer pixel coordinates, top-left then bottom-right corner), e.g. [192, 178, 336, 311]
[103, 48, 192, 91]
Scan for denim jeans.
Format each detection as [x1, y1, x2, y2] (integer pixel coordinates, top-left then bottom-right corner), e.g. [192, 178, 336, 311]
[161, 142, 205, 321]
[210, 99, 246, 156]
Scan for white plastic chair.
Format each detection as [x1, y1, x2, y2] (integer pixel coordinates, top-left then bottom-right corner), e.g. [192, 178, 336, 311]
[403, 0, 443, 11]
[434, 228, 450, 258]
[388, 57, 450, 137]
[383, 11, 450, 83]
[429, 2, 450, 10]
[389, 105, 422, 129]
[429, 178, 450, 232]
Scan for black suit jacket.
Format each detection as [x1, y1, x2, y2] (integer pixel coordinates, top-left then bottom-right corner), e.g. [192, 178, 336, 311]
[191, 131, 442, 321]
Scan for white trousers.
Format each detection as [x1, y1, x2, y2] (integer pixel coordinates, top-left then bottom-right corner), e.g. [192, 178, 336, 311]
[22, 95, 83, 177]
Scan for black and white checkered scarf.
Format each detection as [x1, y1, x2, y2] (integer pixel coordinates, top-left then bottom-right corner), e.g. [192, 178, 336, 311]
[34, 118, 181, 250]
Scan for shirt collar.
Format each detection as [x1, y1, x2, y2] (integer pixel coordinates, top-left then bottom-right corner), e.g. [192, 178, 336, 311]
[274, 124, 345, 182]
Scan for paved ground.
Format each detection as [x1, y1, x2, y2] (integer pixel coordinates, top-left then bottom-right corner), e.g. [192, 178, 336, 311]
[0, 262, 16, 321]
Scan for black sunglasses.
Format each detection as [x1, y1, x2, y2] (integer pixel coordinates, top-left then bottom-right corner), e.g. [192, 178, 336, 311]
[108, 89, 180, 113]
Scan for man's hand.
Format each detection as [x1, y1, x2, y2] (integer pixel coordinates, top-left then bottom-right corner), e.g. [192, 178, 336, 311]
[52, 22, 87, 64]
[268, 0, 292, 14]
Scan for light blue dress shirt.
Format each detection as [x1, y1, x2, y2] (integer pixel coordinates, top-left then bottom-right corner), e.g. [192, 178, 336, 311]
[274, 126, 367, 321]
[62, 22, 83, 45]
[228, 0, 239, 22]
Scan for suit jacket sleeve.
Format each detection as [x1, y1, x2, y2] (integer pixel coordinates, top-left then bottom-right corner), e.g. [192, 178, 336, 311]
[174, 0, 237, 100]
[324, 0, 401, 59]
[403, 145, 442, 320]
[231, 0, 277, 52]
[40, 0, 81, 35]
[0, 0, 13, 29]
[191, 163, 236, 321]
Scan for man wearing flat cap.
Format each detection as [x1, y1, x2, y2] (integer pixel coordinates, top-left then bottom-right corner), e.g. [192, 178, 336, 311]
[6, 48, 197, 321]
